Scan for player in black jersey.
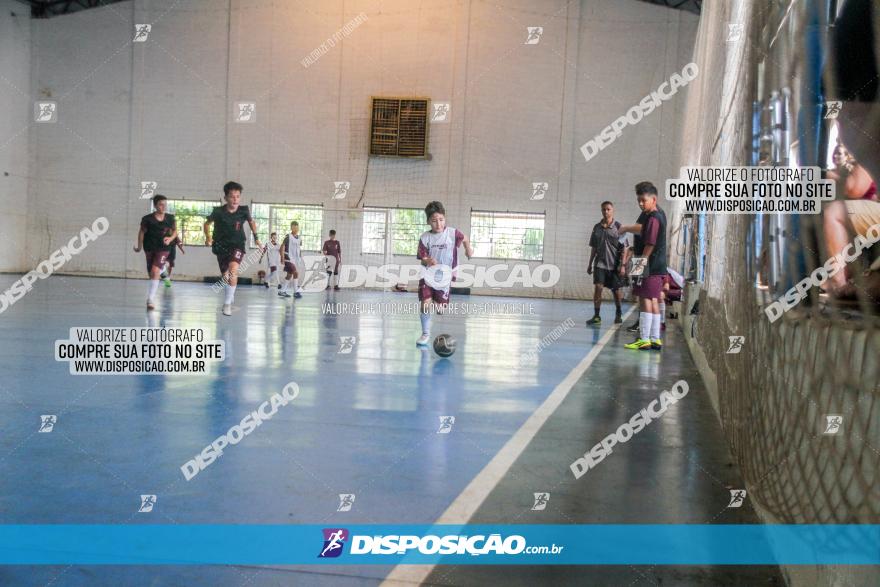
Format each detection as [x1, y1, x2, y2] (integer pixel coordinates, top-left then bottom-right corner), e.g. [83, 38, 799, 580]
[620, 182, 667, 351]
[203, 181, 261, 315]
[134, 194, 176, 311]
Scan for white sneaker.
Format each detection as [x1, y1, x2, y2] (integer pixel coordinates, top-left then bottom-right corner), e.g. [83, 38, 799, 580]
[146, 299, 155, 311]
[222, 304, 232, 316]
[416, 334, 430, 347]
[296, 286, 304, 294]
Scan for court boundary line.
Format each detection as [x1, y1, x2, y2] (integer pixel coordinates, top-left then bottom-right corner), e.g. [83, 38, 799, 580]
[380, 306, 636, 585]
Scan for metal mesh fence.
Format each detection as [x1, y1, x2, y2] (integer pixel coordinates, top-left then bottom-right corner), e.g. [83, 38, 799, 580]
[669, 0, 880, 524]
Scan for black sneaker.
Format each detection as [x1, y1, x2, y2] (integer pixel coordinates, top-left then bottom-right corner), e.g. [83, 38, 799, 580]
[626, 321, 639, 333]
[614, 313, 623, 324]
[586, 316, 601, 326]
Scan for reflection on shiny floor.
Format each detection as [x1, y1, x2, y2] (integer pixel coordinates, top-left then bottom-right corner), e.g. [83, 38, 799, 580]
[0, 276, 780, 586]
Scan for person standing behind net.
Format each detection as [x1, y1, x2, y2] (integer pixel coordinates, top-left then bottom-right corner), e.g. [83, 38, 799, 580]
[279, 221, 303, 299]
[259, 232, 282, 289]
[587, 201, 627, 325]
[322, 229, 342, 291]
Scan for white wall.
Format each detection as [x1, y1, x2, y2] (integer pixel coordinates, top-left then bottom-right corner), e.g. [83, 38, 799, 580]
[0, 1, 31, 272]
[27, 1, 133, 274]
[23, 0, 698, 298]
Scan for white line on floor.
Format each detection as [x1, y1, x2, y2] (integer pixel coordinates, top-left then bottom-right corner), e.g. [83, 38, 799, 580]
[381, 306, 636, 586]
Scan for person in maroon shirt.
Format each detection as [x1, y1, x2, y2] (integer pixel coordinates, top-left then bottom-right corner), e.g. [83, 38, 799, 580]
[322, 229, 342, 290]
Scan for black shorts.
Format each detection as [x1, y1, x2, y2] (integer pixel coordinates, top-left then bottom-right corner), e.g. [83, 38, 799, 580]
[594, 267, 621, 290]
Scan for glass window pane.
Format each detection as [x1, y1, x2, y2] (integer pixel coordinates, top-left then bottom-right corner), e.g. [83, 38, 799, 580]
[391, 208, 423, 256]
[362, 209, 387, 255]
[469, 211, 545, 261]
[268, 204, 323, 251]
[164, 199, 220, 246]
[250, 203, 271, 248]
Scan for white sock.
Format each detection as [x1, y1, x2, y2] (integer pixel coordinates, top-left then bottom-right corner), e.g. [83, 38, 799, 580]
[651, 313, 661, 340]
[660, 302, 666, 323]
[292, 277, 299, 291]
[639, 312, 651, 340]
[282, 278, 291, 292]
[147, 279, 160, 301]
[224, 285, 236, 305]
[267, 270, 277, 284]
[420, 312, 432, 336]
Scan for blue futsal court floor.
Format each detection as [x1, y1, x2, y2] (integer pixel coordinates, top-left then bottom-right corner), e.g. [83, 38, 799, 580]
[0, 276, 782, 586]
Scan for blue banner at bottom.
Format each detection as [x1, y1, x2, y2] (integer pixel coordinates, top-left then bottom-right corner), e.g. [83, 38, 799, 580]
[0, 525, 877, 565]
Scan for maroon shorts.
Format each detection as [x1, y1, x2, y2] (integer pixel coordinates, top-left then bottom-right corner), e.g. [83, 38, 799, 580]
[665, 286, 682, 302]
[269, 265, 277, 272]
[283, 262, 299, 277]
[216, 248, 245, 274]
[634, 275, 663, 299]
[418, 280, 450, 304]
[144, 250, 170, 273]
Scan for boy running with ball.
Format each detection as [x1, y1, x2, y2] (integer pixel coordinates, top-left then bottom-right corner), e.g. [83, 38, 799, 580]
[203, 181, 261, 316]
[416, 201, 473, 347]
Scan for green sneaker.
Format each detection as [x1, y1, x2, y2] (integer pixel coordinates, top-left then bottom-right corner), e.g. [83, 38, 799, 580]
[586, 316, 601, 326]
[624, 338, 653, 350]
[651, 339, 663, 351]
[163, 278, 172, 288]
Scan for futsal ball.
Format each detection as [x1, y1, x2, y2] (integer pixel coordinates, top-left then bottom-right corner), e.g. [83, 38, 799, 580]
[433, 334, 456, 357]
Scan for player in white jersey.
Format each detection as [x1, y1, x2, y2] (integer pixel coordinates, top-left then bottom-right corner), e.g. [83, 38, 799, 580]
[259, 232, 282, 289]
[279, 221, 303, 299]
[416, 201, 473, 347]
